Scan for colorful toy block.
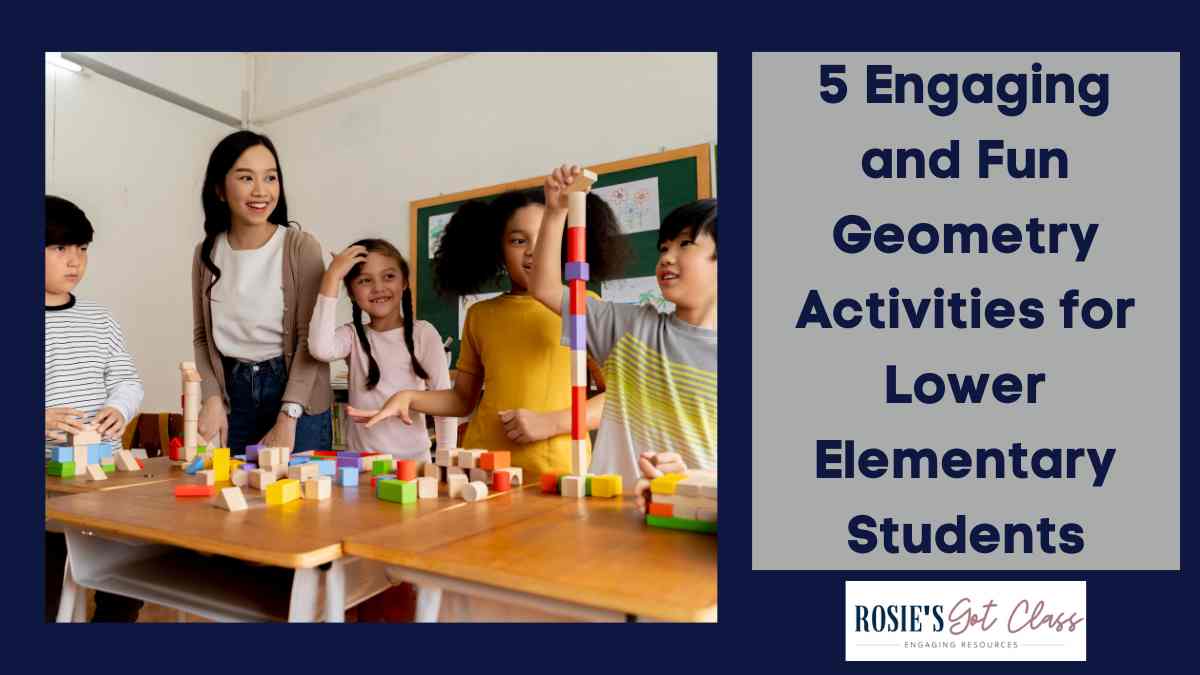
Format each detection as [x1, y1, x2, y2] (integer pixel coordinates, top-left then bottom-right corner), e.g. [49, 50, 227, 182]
[73, 447, 88, 471]
[97, 442, 114, 460]
[479, 451, 510, 471]
[435, 448, 460, 467]
[650, 473, 686, 496]
[266, 479, 300, 505]
[494, 467, 523, 487]
[196, 470, 215, 486]
[339, 467, 358, 487]
[249, 469, 276, 491]
[231, 469, 248, 487]
[85, 464, 107, 481]
[114, 450, 139, 472]
[447, 474, 468, 499]
[457, 450, 485, 469]
[245, 444, 263, 462]
[561, 475, 585, 498]
[213, 447, 230, 481]
[175, 485, 214, 497]
[372, 458, 394, 476]
[565, 261, 590, 282]
[303, 476, 331, 500]
[67, 428, 101, 445]
[646, 471, 717, 534]
[47, 461, 74, 477]
[461, 481, 488, 502]
[645, 515, 717, 534]
[371, 474, 396, 490]
[590, 474, 622, 498]
[470, 468, 491, 484]
[184, 455, 205, 475]
[288, 455, 311, 465]
[288, 463, 318, 482]
[540, 472, 560, 494]
[396, 460, 417, 481]
[416, 477, 438, 499]
[217, 487, 248, 512]
[377, 479, 416, 504]
[585, 475, 593, 496]
[52, 446, 73, 463]
[648, 502, 673, 518]
[422, 461, 441, 480]
[492, 470, 511, 491]
[101, 463, 115, 474]
[314, 460, 336, 477]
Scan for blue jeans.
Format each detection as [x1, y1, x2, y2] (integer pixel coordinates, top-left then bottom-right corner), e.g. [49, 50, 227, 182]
[223, 355, 331, 453]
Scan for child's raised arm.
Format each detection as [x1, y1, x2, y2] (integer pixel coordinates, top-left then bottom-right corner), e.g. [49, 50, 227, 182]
[309, 244, 368, 362]
[529, 164, 584, 315]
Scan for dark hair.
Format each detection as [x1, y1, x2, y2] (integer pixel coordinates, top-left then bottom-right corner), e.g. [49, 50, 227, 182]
[46, 195, 94, 247]
[431, 188, 628, 297]
[658, 198, 717, 259]
[199, 131, 292, 297]
[344, 238, 428, 388]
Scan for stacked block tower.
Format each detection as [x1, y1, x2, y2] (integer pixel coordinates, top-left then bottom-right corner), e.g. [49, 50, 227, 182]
[646, 472, 717, 534]
[180, 361, 202, 463]
[565, 168, 598, 482]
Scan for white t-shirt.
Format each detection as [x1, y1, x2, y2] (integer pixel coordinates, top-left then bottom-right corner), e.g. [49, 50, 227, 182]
[211, 226, 285, 362]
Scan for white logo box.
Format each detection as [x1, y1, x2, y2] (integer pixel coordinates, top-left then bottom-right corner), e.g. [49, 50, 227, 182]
[845, 580, 1086, 662]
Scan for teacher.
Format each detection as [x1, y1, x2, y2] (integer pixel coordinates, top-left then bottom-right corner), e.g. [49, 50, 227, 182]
[191, 130, 331, 453]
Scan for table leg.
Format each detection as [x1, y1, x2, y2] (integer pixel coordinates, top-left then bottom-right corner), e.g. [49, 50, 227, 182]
[287, 567, 319, 622]
[57, 557, 81, 623]
[414, 586, 443, 623]
[324, 559, 345, 623]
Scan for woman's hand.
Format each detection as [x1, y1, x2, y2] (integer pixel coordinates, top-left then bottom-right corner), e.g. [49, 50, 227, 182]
[197, 395, 228, 447]
[258, 413, 297, 450]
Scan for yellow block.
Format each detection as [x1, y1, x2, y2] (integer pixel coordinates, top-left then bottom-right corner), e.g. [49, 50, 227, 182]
[591, 474, 623, 498]
[266, 478, 300, 505]
[650, 473, 685, 495]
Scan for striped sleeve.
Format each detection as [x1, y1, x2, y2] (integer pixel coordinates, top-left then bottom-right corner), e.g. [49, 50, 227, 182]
[101, 311, 143, 423]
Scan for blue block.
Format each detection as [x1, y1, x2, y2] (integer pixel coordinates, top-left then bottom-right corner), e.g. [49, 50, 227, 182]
[53, 446, 73, 463]
[289, 455, 311, 465]
[86, 445, 101, 465]
[565, 261, 590, 282]
[339, 467, 359, 487]
[315, 460, 336, 476]
[185, 456, 205, 475]
[97, 442, 114, 459]
[567, 314, 586, 350]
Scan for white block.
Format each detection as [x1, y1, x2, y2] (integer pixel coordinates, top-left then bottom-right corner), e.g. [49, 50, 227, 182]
[447, 474, 468, 499]
[232, 469, 248, 487]
[570, 349, 587, 387]
[562, 475, 585, 498]
[695, 508, 717, 523]
[470, 468, 491, 484]
[462, 481, 489, 502]
[416, 477, 438, 499]
[435, 448, 460, 467]
[217, 487, 247, 512]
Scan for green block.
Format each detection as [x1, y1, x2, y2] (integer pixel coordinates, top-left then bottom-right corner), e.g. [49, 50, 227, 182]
[377, 479, 416, 504]
[101, 463, 116, 474]
[197, 445, 208, 455]
[585, 475, 593, 496]
[646, 515, 717, 535]
[373, 458, 394, 476]
[47, 461, 74, 477]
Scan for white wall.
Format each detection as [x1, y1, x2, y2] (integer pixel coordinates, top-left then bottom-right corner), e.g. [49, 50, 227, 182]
[75, 52, 247, 120]
[261, 52, 717, 326]
[253, 52, 448, 119]
[45, 63, 235, 413]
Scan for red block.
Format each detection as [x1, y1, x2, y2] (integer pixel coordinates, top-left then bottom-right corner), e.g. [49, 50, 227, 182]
[493, 471, 512, 491]
[175, 485, 214, 497]
[571, 386, 588, 440]
[397, 460, 417, 481]
[648, 502, 673, 518]
[567, 227, 586, 262]
[569, 279, 586, 315]
[540, 472, 559, 494]
[479, 451, 510, 471]
[136, 460, 144, 469]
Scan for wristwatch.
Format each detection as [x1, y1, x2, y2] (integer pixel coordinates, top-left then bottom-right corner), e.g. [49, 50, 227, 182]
[281, 402, 303, 419]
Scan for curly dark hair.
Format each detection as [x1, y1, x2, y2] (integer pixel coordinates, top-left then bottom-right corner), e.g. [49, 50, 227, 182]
[431, 188, 629, 297]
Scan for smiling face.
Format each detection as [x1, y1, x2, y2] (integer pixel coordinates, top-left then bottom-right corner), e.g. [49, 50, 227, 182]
[349, 251, 408, 324]
[219, 144, 279, 228]
[501, 204, 545, 293]
[45, 243, 88, 298]
[657, 226, 717, 309]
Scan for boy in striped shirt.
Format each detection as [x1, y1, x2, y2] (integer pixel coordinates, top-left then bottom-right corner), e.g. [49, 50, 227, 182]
[44, 195, 144, 622]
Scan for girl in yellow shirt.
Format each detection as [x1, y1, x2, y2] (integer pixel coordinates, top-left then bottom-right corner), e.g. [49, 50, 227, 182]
[362, 189, 627, 478]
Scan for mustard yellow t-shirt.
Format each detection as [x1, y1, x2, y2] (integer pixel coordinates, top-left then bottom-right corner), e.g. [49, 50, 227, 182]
[456, 293, 591, 479]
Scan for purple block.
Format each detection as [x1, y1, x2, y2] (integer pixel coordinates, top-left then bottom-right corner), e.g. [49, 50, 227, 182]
[338, 451, 360, 459]
[337, 457, 360, 470]
[242, 463, 257, 472]
[565, 261, 590, 282]
[567, 314, 587, 350]
[245, 444, 263, 462]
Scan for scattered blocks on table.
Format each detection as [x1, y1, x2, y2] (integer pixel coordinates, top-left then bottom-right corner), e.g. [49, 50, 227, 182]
[561, 475, 585, 498]
[175, 485, 214, 498]
[377, 479, 416, 504]
[339, 467, 359, 487]
[258, 447, 279, 471]
[540, 472, 560, 494]
[462, 481, 488, 502]
[303, 476, 331, 501]
[435, 448, 460, 467]
[266, 478, 300, 505]
[447, 474, 468, 499]
[416, 477, 438, 499]
[85, 464, 107, 481]
[645, 471, 717, 534]
[217, 487, 248, 512]
[249, 469, 276, 491]
[289, 463, 319, 482]
[479, 451, 510, 471]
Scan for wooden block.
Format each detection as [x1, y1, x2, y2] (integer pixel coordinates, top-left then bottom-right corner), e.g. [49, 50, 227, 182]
[696, 508, 717, 523]
[563, 168, 598, 193]
[699, 483, 717, 500]
[371, 458, 393, 476]
[673, 504, 699, 520]
[500, 467, 523, 486]
[114, 450, 139, 471]
[648, 502, 674, 518]
[100, 463, 116, 474]
[231, 469, 248, 487]
[74, 458, 86, 476]
[249, 469, 276, 491]
[68, 429, 102, 445]
[656, 494, 716, 512]
[73, 446, 88, 470]
[46, 461, 74, 477]
[175, 485, 214, 497]
[447, 466, 465, 477]
[561, 475, 585, 498]
[457, 450, 485, 469]
[570, 439, 588, 477]
[52, 446, 73, 463]
[591, 474, 622, 498]
[86, 464, 107, 481]
[461, 481, 488, 502]
[676, 473, 716, 497]
[278, 448, 291, 468]
[339, 467, 359, 487]
[416, 477, 438, 499]
[492, 470, 511, 492]
[289, 463, 318, 482]
[197, 470, 215, 486]
[259, 447, 278, 470]
[377, 479, 416, 504]
[470, 468, 490, 484]
[645, 514, 716, 534]
[266, 478, 300, 505]
[540, 472, 560, 494]
[396, 460, 417, 481]
[216, 487, 248, 512]
[479, 451, 510, 471]
[435, 448, 460, 467]
[303, 476, 331, 501]
[421, 461, 441, 480]
[447, 474, 468, 499]
[650, 473, 686, 495]
[314, 459, 337, 476]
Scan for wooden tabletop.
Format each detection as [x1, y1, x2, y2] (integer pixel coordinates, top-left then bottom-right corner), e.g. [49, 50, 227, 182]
[343, 490, 718, 621]
[45, 478, 471, 568]
[46, 467, 180, 496]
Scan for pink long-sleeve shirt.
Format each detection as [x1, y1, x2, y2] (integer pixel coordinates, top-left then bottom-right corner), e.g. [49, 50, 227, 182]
[309, 295, 456, 460]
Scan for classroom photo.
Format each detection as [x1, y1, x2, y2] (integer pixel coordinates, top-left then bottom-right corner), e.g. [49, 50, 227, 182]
[43, 51, 717, 622]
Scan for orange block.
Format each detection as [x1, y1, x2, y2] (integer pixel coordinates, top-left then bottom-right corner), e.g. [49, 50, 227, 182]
[492, 470, 511, 491]
[396, 460, 417, 481]
[479, 451, 510, 471]
[175, 485, 214, 497]
[569, 279, 587, 315]
[648, 502, 673, 518]
[540, 472, 559, 494]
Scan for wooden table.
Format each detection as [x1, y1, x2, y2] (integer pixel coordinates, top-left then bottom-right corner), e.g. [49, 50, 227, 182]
[45, 478, 469, 622]
[46, 467, 180, 496]
[344, 489, 718, 622]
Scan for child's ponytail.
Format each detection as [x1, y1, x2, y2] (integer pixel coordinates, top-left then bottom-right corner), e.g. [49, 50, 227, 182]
[401, 286, 429, 380]
[351, 302, 383, 390]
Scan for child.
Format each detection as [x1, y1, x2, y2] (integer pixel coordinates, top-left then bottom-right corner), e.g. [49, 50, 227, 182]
[44, 195, 144, 622]
[309, 239, 456, 457]
[362, 189, 626, 480]
[528, 165, 717, 492]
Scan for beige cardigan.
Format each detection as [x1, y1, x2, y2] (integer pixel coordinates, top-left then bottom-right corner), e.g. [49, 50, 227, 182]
[191, 226, 332, 415]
